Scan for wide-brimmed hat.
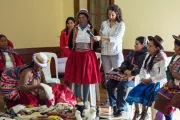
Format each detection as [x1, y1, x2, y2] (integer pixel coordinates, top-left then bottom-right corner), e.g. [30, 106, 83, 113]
[32, 52, 48, 68]
[76, 9, 89, 19]
[172, 35, 180, 42]
[148, 35, 164, 50]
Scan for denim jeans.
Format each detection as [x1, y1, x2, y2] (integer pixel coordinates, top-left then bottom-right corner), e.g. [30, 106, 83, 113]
[164, 114, 173, 120]
[107, 79, 135, 111]
[74, 84, 90, 102]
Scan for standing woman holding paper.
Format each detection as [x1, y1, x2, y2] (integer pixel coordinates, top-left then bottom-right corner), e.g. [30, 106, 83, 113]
[93, 4, 125, 105]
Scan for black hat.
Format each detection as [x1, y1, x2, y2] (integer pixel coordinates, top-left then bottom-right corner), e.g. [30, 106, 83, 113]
[148, 35, 164, 50]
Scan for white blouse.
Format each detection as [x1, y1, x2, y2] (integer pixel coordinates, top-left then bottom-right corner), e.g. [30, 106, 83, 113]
[100, 20, 125, 55]
[76, 25, 91, 43]
[139, 52, 168, 87]
[3, 52, 14, 68]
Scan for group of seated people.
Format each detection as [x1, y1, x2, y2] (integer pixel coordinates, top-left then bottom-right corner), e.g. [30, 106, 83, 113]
[105, 35, 180, 120]
[0, 34, 77, 111]
[0, 33, 179, 120]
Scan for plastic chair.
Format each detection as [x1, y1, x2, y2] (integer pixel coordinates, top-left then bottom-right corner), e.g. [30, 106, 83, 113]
[42, 52, 60, 84]
[125, 75, 140, 119]
[71, 52, 101, 106]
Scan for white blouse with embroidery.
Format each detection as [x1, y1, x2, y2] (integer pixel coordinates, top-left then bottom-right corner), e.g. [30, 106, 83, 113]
[139, 52, 168, 87]
[100, 20, 125, 55]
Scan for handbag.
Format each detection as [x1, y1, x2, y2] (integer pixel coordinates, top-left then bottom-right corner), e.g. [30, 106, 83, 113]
[154, 93, 174, 115]
[170, 92, 180, 109]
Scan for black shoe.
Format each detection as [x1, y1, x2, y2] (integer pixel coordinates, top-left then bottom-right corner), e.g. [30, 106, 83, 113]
[132, 110, 140, 120]
[112, 106, 117, 115]
[101, 100, 109, 106]
[139, 110, 148, 120]
[113, 110, 122, 117]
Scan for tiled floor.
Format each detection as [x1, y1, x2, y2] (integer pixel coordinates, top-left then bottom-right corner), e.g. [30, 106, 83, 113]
[96, 84, 180, 120]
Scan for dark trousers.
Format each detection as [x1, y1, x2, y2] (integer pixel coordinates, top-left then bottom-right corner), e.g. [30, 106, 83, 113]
[107, 79, 134, 111]
[164, 114, 173, 120]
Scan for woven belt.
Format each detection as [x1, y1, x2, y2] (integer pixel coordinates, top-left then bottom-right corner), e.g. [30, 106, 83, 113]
[75, 43, 91, 51]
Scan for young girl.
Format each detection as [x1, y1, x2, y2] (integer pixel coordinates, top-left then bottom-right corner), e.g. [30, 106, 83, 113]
[0, 34, 23, 75]
[65, 9, 101, 103]
[60, 17, 75, 58]
[126, 35, 167, 120]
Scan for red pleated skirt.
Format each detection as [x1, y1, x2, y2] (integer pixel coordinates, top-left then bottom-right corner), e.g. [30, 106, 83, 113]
[65, 50, 101, 84]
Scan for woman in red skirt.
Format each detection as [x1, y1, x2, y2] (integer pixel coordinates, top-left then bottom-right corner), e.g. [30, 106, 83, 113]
[65, 9, 101, 102]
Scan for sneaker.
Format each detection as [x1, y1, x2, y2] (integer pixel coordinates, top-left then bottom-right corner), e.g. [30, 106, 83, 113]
[139, 110, 149, 120]
[101, 100, 109, 106]
[113, 110, 122, 117]
[132, 110, 140, 120]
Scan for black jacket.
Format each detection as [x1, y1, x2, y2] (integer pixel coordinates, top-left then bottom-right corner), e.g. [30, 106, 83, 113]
[120, 47, 148, 76]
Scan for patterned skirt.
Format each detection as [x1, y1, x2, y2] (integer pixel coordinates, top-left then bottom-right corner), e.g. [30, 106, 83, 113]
[0, 73, 19, 101]
[105, 68, 135, 81]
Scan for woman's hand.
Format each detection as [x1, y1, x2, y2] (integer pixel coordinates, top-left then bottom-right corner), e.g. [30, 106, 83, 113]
[142, 78, 152, 85]
[38, 90, 46, 100]
[124, 70, 131, 76]
[172, 73, 180, 80]
[93, 36, 101, 41]
[168, 80, 174, 89]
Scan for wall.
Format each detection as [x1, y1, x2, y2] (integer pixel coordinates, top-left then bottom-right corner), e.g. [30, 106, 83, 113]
[115, 0, 180, 51]
[80, 0, 87, 9]
[0, 0, 74, 49]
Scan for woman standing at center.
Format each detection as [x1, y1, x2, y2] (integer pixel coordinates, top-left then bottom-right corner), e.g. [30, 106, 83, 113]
[65, 9, 101, 103]
[93, 4, 125, 105]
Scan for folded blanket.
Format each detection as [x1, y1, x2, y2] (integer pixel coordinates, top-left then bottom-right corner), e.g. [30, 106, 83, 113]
[40, 83, 55, 106]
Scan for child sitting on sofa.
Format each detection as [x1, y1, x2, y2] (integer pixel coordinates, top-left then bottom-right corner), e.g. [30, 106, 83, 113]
[0, 34, 23, 75]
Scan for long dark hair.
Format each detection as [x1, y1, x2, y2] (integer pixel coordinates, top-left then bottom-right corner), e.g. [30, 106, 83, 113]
[136, 36, 147, 46]
[175, 39, 180, 46]
[143, 39, 162, 72]
[107, 4, 123, 23]
[64, 17, 75, 35]
[20, 62, 35, 73]
[0, 34, 7, 39]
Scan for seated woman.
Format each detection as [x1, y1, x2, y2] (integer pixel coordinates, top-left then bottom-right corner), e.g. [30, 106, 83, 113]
[0, 34, 23, 75]
[154, 35, 180, 120]
[126, 35, 167, 120]
[105, 36, 148, 117]
[0, 52, 77, 109]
